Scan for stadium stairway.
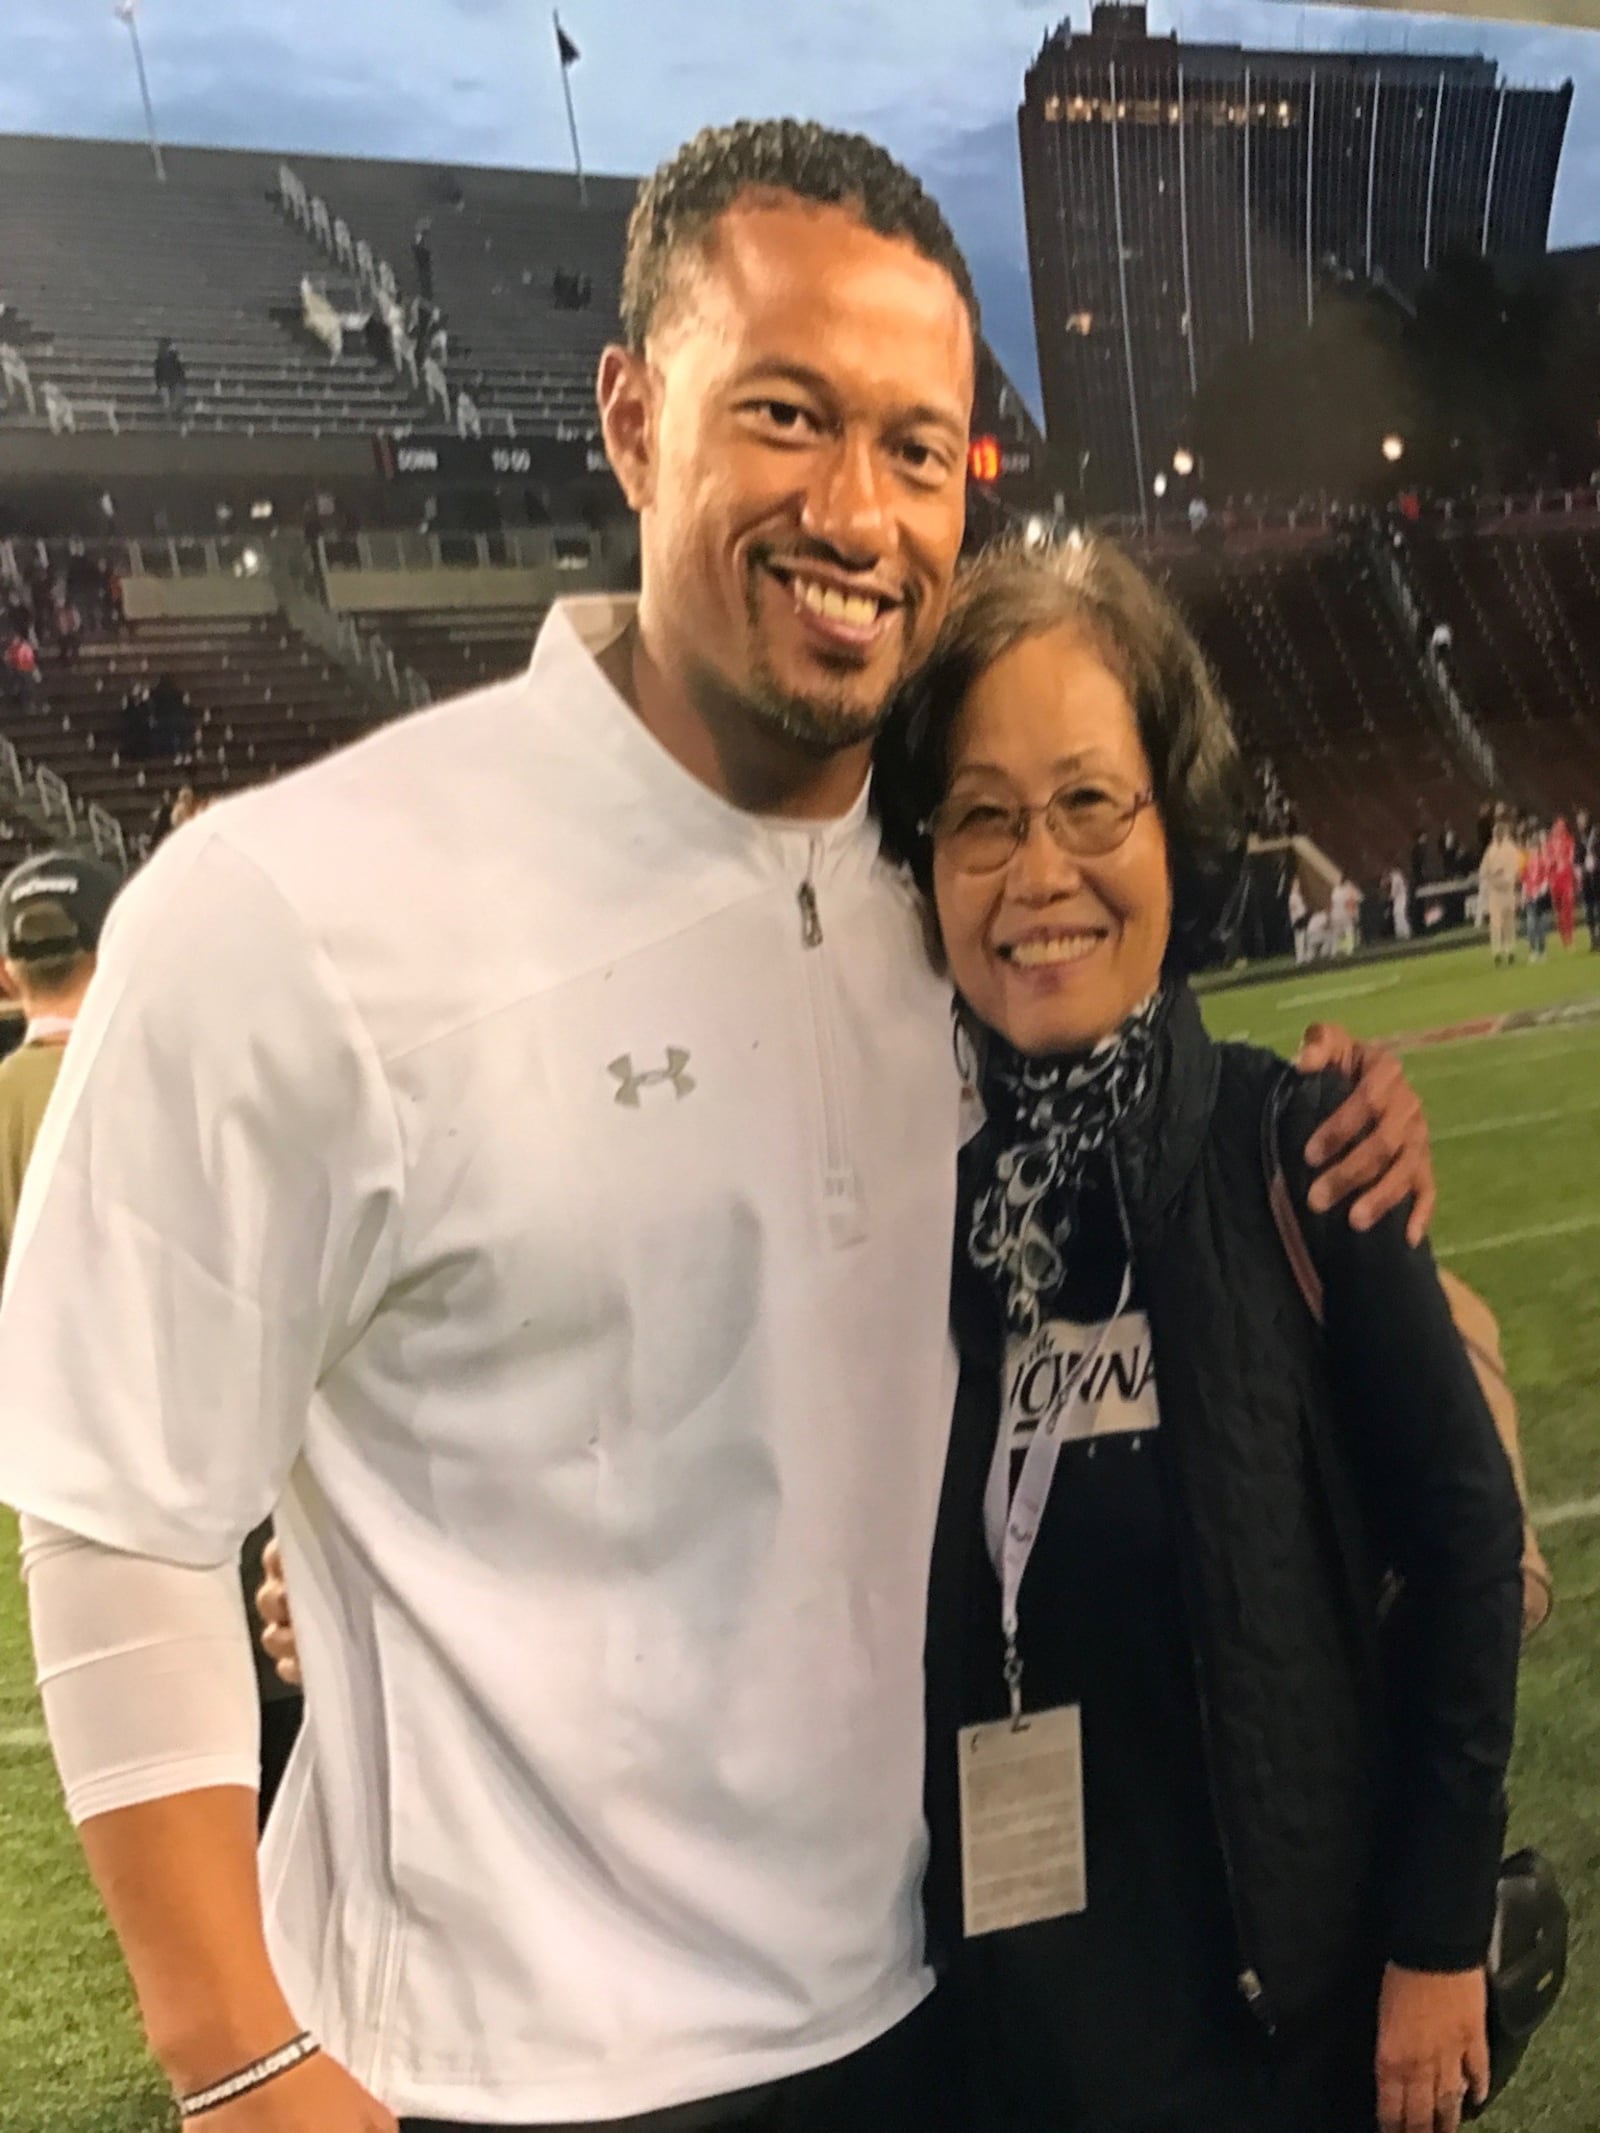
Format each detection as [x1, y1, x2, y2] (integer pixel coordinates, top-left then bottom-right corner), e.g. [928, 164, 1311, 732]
[1403, 528, 1600, 811]
[276, 154, 634, 438]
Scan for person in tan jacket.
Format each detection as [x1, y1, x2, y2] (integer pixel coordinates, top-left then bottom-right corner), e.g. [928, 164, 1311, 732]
[1478, 819, 1522, 968]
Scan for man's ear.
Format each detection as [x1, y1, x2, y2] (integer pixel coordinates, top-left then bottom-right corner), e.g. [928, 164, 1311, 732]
[597, 344, 658, 515]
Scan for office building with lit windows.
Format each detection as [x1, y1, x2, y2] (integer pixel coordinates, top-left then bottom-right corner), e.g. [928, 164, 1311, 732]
[1021, 3, 1572, 513]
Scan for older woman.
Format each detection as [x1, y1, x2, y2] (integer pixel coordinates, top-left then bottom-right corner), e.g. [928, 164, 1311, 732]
[882, 537, 1523, 2133]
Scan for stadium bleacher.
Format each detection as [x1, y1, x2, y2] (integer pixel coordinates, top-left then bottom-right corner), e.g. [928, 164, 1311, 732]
[365, 603, 549, 701]
[1157, 535, 1477, 879]
[0, 136, 421, 437]
[1402, 526, 1600, 810]
[277, 154, 632, 438]
[12, 613, 373, 850]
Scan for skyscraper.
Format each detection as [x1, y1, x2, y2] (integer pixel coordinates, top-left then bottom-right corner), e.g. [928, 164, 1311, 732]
[1021, 4, 1572, 513]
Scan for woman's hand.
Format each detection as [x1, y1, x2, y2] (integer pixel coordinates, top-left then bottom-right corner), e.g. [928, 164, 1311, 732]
[1296, 1023, 1435, 1246]
[254, 1538, 301, 1689]
[180, 2050, 397, 2131]
[1375, 1963, 1490, 2133]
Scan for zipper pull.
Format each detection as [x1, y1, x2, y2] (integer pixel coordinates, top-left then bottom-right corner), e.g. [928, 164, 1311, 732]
[797, 879, 823, 948]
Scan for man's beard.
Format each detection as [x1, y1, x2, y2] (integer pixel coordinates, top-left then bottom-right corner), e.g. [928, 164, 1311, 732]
[694, 568, 915, 759]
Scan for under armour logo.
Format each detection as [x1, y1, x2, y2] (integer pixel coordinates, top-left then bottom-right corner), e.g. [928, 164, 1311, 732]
[609, 1048, 696, 1107]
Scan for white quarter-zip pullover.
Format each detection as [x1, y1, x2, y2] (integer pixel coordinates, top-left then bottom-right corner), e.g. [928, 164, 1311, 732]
[0, 597, 963, 2123]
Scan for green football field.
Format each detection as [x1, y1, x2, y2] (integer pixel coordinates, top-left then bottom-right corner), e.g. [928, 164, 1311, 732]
[2, 938, 1598, 2132]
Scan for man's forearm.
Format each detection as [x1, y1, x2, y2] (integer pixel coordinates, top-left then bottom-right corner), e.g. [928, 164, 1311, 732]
[80, 1787, 303, 2091]
[22, 1518, 297, 2091]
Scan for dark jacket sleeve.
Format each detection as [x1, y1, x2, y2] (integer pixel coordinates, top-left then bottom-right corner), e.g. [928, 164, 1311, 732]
[1282, 1071, 1523, 1974]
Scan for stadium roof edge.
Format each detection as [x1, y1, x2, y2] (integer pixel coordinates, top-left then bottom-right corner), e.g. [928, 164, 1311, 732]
[0, 128, 643, 197]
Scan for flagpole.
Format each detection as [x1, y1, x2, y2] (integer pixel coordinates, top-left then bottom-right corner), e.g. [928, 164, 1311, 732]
[115, 1, 166, 183]
[553, 11, 588, 208]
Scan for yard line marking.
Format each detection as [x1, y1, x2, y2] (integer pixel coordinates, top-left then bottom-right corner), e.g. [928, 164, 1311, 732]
[1440, 1210, 1600, 1259]
[0, 1723, 47, 1751]
[1433, 1097, 1600, 1142]
[1531, 1494, 1600, 1530]
[1270, 976, 1403, 1014]
[1408, 1026, 1600, 1075]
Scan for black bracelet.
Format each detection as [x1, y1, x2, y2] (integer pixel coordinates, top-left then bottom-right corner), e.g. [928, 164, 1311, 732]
[177, 2032, 320, 2119]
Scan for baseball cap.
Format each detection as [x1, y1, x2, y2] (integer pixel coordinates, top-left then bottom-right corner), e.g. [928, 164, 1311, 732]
[0, 851, 122, 962]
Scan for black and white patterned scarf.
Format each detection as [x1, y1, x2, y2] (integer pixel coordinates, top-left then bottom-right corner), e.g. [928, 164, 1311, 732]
[967, 987, 1170, 1338]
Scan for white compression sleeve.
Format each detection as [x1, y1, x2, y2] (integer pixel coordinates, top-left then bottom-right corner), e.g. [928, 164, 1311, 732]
[19, 1516, 262, 1826]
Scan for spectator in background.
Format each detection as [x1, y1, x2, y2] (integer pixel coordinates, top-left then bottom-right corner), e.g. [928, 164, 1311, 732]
[2, 632, 44, 711]
[1438, 824, 1463, 878]
[1578, 808, 1600, 949]
[53, 596, 82, 665]
[1476, 800, 1496, 861]
[1547, 814, 1577, 951]
[1410, 821, 1430, 890]
[0, 851, 120, 1286]
[1479, 818, 1521, 968]
[119, 681, 154, 760]
[146, 673, 196, 761]
[1330, 873, 1361, 956]
[1387, 864, 1412, 941]
[153, 338, 188, 416]
[1288, 873, 1309, 963]
[412, 221, 435, 303]
[1522, 829, 1551, 963]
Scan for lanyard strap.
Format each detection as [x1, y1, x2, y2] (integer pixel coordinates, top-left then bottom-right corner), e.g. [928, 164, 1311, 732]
[984, 1262, 1133, 1721]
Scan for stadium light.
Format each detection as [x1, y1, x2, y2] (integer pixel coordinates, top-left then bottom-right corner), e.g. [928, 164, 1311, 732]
[250, 500, 274, 521]
[1382, 433, 1406, 464]
[1153, 472, 1169, 498]
[1173, 448, 1196, 478]
[238, 546, 262, 576]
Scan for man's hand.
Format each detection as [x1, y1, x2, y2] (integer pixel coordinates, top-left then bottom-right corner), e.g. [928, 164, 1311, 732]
[1296, 1022, 1435, 1246]
[255, 1539, 300, 1690]
[1376, 1963, 1490, 2133]
[185, 2050, 397, 2132]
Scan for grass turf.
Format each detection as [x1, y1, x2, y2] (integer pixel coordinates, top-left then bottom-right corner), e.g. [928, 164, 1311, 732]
[1, 937, 1597, 2129]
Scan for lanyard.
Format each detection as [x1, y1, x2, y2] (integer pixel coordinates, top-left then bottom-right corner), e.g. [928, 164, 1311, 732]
[983, 1261, 1133, 1722]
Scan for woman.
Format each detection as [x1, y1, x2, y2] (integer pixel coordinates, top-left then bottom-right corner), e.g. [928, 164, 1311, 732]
[878, 536, 1523, 2133]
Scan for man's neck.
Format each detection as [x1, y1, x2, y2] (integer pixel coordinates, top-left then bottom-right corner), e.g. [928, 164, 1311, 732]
[602, 612, 872, 824]
[21, 986, 87, 1034]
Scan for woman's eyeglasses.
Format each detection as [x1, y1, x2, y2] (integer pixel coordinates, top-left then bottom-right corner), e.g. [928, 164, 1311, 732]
[924, 783, 1156, 875]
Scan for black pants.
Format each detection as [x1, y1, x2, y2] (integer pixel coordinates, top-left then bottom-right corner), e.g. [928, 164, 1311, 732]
[401, 1993, 957, 2133]
[1583, 875, 1600, 946]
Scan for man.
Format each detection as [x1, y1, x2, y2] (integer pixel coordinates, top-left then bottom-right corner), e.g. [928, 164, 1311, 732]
[0, 122, 1431, 2133]
[1331, 874, 1362, 956]
[0, 850, 119, 1282]
[1578, 807, 1600, 948]
[1479, 818, 1522, 967]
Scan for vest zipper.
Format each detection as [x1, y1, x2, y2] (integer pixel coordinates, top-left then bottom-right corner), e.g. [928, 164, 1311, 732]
[1108, 1149, 1276, 2036]
[798, 844, 863, 1246]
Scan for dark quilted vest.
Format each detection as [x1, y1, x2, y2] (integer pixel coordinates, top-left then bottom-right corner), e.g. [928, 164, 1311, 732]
[928, 985, 1389, 2029]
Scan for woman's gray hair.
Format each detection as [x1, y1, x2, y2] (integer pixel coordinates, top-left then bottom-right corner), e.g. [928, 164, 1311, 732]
[874, 531, 1250, 973]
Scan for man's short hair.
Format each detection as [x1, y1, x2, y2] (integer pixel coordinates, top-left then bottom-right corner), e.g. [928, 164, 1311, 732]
[621, 118, 980, 355]
[7, 904, 91, 996]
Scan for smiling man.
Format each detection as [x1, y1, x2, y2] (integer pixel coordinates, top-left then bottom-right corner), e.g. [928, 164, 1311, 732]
[0, 120, 1431, 2133]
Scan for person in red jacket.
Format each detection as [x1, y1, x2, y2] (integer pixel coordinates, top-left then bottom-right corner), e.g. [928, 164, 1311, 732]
[1547, 815, 1578, 950]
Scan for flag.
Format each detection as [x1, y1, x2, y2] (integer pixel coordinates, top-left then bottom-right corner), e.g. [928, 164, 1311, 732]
[555, 19, 580, 67]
